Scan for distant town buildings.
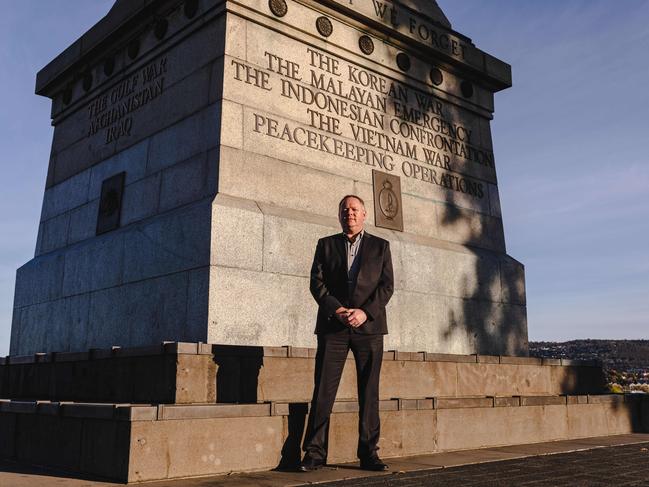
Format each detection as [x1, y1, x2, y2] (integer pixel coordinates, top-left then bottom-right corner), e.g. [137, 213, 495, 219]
[530, 340, 649, 392]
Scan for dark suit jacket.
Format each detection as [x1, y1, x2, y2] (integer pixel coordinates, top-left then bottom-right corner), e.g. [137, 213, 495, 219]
[310, 232, 394, 335]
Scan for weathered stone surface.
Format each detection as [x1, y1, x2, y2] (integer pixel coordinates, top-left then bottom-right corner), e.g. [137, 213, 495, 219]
[115, 406, 158, 422]
[120, 173, 161, 226]
[122, 202, 212, 284]
[426, 352, 476, 363]
[67, 199, 100, 245]
[566, 403, 609, 438]
[436, 405, 569, 451]
[128, 416, 284, 482]
[185, 268, 210, 344]
[382, 360, 458, 398]
[211, 194, 264, 271]
[86, 272, 193, 350]
[218, 146, 356, 219]
[500, 356, 542, 366]
[207, 266, 316, 347]
[495, 396, 520, 407]
[146, 104, 221, 176]
[1, 394, 642, 482]
[604, 401, 641, 434]
[62, 232, 124, 296]
[261, 212, 327, 277]
[567, 395, 588, 405]
[456, 362, 552, 397]
[175, 354, 217, 404]
[520, 396, 567, 407]
[80, 419, 130, 479]
[36, 212, 70, 254]
[88, 140, 148, 198]
[159, 152, 214, 212]
[2, 344, 610, 405]
[13, 300, 68, 355]
[11, 0, 528, 358]
[588, 394, 625, 405]
[435, 397, 494, 409]
[46, 15, 225, 185]
[40, 170, 90, 222]
[13, 253, 64, 309]
[158, 403, 271, 420]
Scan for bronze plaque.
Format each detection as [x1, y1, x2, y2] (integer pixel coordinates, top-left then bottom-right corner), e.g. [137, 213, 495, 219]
[96, 172, 125, 235]
[372, 170, 403, 232]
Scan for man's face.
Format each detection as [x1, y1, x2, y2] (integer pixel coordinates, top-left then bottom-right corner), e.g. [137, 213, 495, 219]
[339, 197, 366, 234]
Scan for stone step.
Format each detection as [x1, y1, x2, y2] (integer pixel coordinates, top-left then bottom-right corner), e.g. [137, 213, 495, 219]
[1, 394, 646, 483]
[0, 342, 606, 404]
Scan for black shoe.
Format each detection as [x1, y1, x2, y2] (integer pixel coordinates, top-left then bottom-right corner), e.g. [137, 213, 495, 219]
[297, 456, 325, 472]
[360, 456, 389, 471]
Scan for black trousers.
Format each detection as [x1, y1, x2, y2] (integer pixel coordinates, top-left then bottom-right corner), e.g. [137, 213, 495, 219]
[302, 329, 384, 462]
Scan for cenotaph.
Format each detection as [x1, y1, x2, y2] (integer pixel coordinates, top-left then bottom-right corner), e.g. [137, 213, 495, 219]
[2, 1, 640, 484]
[10, 0, 527, 356]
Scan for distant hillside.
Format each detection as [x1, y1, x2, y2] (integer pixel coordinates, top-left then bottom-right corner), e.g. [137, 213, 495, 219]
[529, 340, 649, 389]
[530, 339, 649, 366]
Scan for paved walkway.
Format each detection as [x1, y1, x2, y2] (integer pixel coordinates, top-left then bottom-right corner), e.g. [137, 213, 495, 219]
[1, 434, 649, 486]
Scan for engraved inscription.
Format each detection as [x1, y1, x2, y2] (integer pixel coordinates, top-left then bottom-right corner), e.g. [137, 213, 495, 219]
[86, 57, 168, 144]
[368, 0, 467, 60]
[228, 41, 493, 199]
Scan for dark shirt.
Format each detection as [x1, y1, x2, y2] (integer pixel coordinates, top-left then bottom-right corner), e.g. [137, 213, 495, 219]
[345, 230, 364, 299]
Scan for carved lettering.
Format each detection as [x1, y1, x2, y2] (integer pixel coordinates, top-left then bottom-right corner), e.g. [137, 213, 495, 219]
[371, 0, 399, 27]
[253, 113, 395, 171]
[365, 0, 468, 60]
[231, 43, 494, 199]
[86, 57, 168, 144]
[232, 59, 272, 90]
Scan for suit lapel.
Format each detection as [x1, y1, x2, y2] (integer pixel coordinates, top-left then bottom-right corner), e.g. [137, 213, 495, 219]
[334, 234, 347, 275]
[353, 232, 370, 289]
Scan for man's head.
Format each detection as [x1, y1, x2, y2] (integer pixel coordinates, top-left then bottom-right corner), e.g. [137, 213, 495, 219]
[338, 195, 367, 235]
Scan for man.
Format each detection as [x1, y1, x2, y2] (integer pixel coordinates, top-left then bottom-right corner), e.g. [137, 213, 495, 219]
[299, 195, 394, 472]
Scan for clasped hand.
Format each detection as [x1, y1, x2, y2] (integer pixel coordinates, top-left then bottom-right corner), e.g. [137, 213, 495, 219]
[335, 307, 367, 328]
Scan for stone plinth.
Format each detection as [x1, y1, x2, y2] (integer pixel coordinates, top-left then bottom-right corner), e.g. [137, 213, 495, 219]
[0, 343, 606, 404]
[11, 0, 527, 356]
[1, 395, 646, 482]
[0, 343, 640, 482]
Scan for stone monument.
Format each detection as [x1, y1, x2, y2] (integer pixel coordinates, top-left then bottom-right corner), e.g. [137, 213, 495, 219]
[10, 0, 527, 357]
[3, 1, 645, 483]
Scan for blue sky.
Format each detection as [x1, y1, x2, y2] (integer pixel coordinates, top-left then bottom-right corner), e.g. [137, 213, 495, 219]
[0, 1, 647, 354]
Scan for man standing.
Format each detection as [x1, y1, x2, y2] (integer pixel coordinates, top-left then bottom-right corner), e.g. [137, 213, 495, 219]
[299, 195, 394, 472]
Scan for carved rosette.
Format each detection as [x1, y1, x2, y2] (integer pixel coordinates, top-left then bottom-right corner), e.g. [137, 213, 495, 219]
[316, 16, 333, 37]
[461, 80, 474, 98]
[430, 67, 443, 86]
[358, 35, 374, 55]
[268, 0, 288, 17]
[396, 52, 411, 72]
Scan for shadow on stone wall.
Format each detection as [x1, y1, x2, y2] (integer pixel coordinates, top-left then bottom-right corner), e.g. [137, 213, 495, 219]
[212, 346, 263, 403]
[276, 403, 309, 470]
[430, 139, 526, 356]
[378, 57, 528, 356]
[556, 364, 648, 429]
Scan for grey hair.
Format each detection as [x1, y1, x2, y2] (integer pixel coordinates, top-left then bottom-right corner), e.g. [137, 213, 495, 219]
[338, 194, 365, 211]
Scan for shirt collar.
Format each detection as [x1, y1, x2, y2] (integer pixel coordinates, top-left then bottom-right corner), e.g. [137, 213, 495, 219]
[343, 229, 364, 244]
